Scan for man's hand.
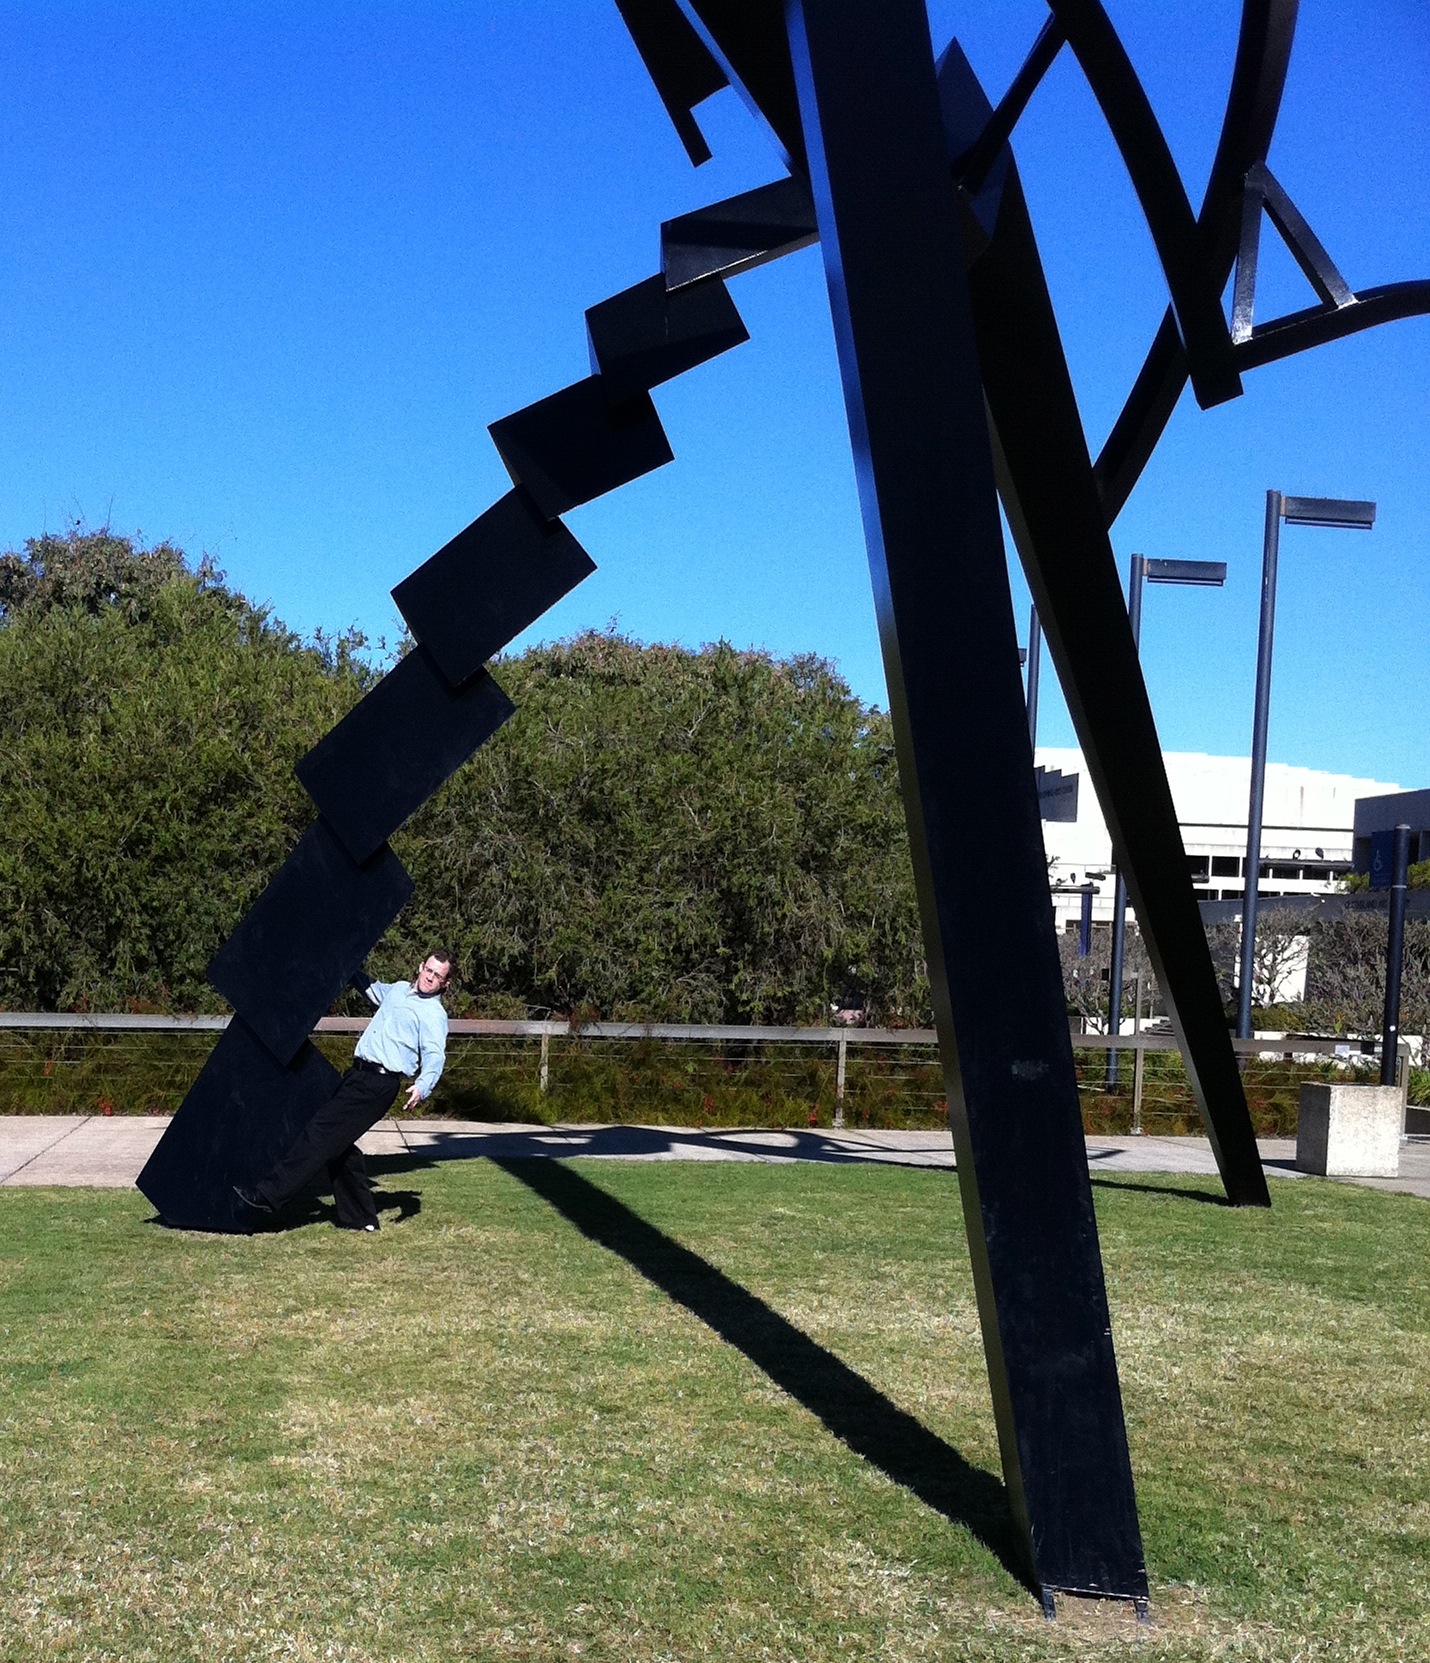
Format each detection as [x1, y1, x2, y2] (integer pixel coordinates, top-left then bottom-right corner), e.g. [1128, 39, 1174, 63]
[403, 1083, 424, 1114]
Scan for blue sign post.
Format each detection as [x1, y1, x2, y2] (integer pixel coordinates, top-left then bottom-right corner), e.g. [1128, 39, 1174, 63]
[1368, 829, 1398, 890]
[1381, 825, 1412, 1085]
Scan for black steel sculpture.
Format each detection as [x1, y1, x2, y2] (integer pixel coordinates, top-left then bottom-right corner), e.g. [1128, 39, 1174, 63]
[138, 0, 1429, 1615]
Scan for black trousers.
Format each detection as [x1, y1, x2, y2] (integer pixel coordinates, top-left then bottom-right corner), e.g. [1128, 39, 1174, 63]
[256, 1064, 401, 1228]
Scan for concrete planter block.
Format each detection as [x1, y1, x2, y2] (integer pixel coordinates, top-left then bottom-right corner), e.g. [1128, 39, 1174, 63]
[1296, 1083, 1403, 1177]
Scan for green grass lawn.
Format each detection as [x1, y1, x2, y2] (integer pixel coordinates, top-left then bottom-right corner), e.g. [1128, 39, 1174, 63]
[1, 1158, 1428, 1661]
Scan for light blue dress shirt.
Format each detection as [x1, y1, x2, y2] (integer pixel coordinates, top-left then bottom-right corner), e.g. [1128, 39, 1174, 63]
[353, 980, 448, 1100]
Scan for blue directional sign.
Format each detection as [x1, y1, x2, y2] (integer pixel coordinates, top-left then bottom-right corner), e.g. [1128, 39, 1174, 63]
[1368, 829, 1397, 889]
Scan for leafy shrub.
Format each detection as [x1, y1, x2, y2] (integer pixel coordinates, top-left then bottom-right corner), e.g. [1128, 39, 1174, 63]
[0, 528, 368, 1011]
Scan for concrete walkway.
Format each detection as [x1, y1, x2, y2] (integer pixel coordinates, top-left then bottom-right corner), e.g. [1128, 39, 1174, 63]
[2, 1116, 1429, 1200]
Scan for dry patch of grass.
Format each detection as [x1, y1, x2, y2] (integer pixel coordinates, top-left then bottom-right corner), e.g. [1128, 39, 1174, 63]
[1, 1161, 1428, 1660]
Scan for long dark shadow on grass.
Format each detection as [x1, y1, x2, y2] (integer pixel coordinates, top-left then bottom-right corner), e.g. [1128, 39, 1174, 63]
[1088, 1176, 1230, 1207]
[492, 1156, 1028, 1587]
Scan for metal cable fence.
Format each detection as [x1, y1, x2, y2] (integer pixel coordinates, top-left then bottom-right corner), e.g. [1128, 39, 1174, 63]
[1069, 1033, 1400, 1136]
[0, 1016, 950, 1129]
[0, 1014, 1405, 1134]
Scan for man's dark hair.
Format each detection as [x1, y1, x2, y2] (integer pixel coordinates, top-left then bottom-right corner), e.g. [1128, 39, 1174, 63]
[426, 948, 456, 978]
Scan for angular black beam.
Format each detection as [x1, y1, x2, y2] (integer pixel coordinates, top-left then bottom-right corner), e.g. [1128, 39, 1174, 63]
[488, 378, 674, 521]
[586, 273, 749, 397]
[611, 0, 727, 166]
[1233, 161, 1356, 345]
[634, 3, 1296, 527]
[1195, 0, 1302, 279]
[153, 84, 758, 1226]
[1238, 162, 1355, 320]
[671, 0, 807, 174]
[939, 39, 1268, 1207]
[1229, 166, 1430, 363]
[393, 489, 596, 690]
[136, 1018, 340, 1234]
[661, 176, 817, 291]
[206, 820, 414, 1066]
[1044, 0, 1240, 411]
[1093, 0, 1299, 520]
[1234, 279, 1430, 368]
[785, 0, 1146, 1609]
[297, 649, 515, 866]
[953, 17, 1065, 198]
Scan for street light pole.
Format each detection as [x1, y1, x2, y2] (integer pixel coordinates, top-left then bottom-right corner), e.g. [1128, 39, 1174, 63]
[1106, 556, 1145, 1086]
[1106, 555, 1225, 1088]
[1236, 491, 1281, 1039]
[1236, 492, 1376, 1039]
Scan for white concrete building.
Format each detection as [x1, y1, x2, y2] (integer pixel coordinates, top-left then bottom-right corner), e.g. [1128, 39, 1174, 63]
[1036, 750, 1403, 932]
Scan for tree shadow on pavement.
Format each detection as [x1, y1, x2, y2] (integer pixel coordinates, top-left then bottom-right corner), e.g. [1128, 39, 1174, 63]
[492, 1155, 1029, 1591]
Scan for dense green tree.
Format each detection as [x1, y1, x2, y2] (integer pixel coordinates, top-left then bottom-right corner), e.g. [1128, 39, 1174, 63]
[0, 529, 368, 1009]
[0, 524, 227, 624]
[0, 535, 930, 1022]
[18, 532, 1414, 1038]
[384, 632, 930, 1025]
[16, 532, 1414, 1038]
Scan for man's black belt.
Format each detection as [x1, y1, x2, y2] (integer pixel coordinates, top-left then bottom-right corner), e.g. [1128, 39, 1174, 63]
[354, 1057, 398, 1076]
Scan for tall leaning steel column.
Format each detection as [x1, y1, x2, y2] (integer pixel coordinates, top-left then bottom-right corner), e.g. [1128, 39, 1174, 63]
[784, 0, 1146, 1610]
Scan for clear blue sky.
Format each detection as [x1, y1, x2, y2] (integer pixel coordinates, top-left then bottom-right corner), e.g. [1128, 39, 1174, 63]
[1, 2, 1425, 787]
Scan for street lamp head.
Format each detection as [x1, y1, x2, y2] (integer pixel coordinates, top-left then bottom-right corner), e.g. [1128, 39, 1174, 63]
[1281, 495, 1376, 529]
[1144, 558, 1228, 587]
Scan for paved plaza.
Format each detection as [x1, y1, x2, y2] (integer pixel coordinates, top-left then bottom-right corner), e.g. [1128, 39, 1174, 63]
[2, 1116, 1428, 1201]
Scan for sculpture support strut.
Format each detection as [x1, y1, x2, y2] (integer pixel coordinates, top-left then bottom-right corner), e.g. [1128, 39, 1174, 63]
[786, 0, 1147, 1608]
[939, 41, 1270, 1208]
[147, 0, 1430, 1613]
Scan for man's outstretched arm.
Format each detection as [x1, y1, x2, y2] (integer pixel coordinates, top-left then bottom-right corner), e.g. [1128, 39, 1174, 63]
[406, 1016, 447, 1111]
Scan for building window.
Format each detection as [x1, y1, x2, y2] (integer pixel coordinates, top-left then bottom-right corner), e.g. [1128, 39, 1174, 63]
[1211, 855, 1241, 877]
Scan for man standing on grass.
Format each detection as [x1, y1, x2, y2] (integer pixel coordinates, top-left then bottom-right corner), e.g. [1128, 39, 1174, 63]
[235, 951, 453, 1233]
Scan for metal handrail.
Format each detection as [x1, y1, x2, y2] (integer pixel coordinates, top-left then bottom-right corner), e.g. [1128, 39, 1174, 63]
[0, 1011, 934, 1044]
[0, 1011, 1404, 1057]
